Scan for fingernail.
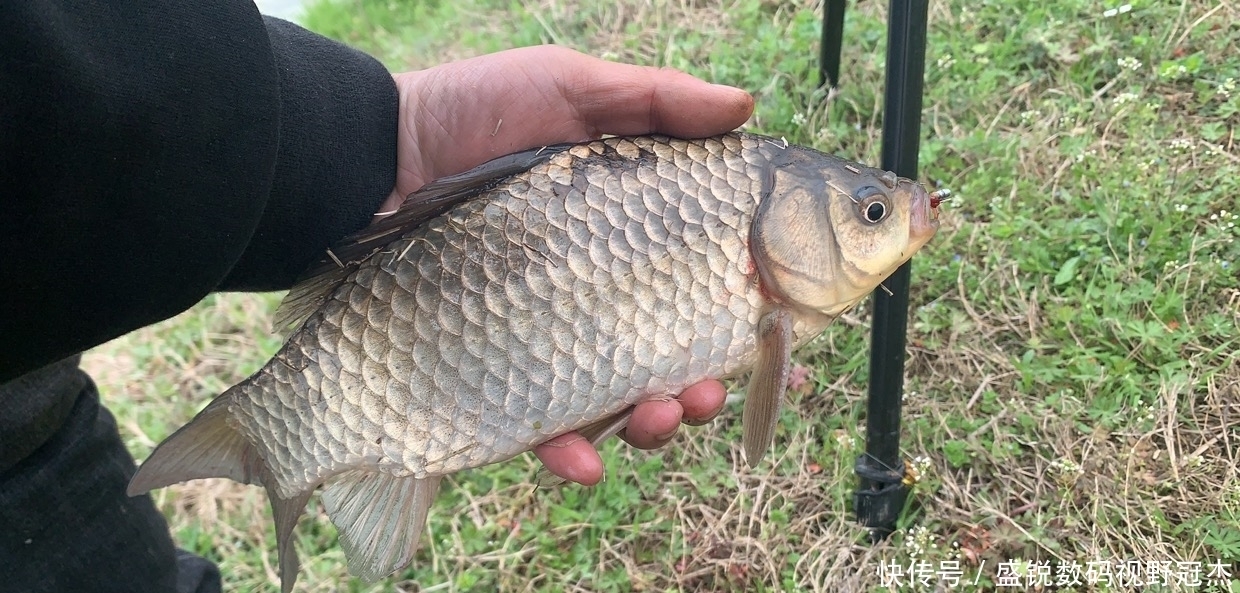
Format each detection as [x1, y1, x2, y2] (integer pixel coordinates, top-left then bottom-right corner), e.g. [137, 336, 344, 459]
[654, 428, 678, 443]
[683, 409, 722, 427]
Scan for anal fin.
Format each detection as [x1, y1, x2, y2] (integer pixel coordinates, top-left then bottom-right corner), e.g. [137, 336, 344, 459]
[321, 471, 443, 582]
[742, 308, 793, 467]
[535, 408, 635, 488]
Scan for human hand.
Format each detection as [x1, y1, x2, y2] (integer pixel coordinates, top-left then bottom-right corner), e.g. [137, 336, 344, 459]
[388, 45, 748, 485]
[383, 45, 754, 208]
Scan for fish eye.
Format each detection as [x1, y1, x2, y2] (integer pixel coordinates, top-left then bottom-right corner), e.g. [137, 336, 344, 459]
[864, 202, 887, 223]
[859, 196, 890, 224]
[851, 186, 891, 224]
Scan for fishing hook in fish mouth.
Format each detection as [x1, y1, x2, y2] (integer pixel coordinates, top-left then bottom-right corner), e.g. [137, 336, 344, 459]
[929, 189, 952, 209]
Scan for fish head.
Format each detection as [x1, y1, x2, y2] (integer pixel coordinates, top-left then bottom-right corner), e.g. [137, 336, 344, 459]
[750, 147, 940, 317]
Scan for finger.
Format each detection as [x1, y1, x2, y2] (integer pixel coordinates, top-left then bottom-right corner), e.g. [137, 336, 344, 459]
[395, 46, 755, 194]
[558, 54, 755, 139]
[678, 380, 727, 426]
[533, 432, 603, 486]
[620, 398, 683, 450]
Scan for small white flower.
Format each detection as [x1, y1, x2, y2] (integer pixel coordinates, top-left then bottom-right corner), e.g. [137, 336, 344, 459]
[1050, 458, 1083, 475]
[1218, 78, 1236, 99]
[1141, 402, 1158, 422]
[1117, 56, 1142, 72]
[1160, 63, 1190, 79]
[912, 455, 932, 478]
[1103, 4, 1132, 17]
[1168, 138, 1194, 154]
[903, 525, 937, 558]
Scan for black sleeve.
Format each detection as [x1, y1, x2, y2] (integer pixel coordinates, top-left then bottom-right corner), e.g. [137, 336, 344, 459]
[0, 2, 399, 383]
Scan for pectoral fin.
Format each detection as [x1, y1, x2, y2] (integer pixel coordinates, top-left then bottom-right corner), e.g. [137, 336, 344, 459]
[320, 471, 443, 582]
[742, 308, 794, 467]
[535, 408, 635, 488]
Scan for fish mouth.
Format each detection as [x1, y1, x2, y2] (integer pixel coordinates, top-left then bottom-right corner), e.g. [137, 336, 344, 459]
[908, 183, 941, 249]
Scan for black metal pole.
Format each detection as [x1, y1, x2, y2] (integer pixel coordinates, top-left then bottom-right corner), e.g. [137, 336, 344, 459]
[819, 0, 848, 88]
[853, 0, 930, 540]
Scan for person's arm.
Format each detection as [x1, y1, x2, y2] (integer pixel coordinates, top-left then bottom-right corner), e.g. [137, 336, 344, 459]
[0, 3, 398, 383]
[1, 3, 743, 483]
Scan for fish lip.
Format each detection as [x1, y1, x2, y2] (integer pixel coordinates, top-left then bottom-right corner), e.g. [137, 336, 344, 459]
[909, 183, 940, 245]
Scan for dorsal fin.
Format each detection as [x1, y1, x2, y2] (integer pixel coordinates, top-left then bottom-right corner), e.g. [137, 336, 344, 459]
[272, 143, 574, 335]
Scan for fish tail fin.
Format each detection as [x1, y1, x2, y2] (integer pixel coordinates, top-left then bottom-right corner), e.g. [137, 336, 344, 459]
[127, 386, 313, 593]
[126, 388, 264, 496]
[321, 471, 443, 582]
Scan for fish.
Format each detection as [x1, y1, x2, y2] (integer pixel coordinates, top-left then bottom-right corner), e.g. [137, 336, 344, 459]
[127, 132, 941, 591]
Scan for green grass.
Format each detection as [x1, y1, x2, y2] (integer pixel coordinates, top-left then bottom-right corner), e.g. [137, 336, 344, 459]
[90, 0, 1240, 591]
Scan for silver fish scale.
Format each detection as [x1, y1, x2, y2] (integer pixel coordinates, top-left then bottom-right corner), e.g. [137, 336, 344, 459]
[232, 134, 791, 498]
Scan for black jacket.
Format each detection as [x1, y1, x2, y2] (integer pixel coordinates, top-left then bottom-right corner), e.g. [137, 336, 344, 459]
[0, 6, 399, 590]
[1, 1, 399, 383]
